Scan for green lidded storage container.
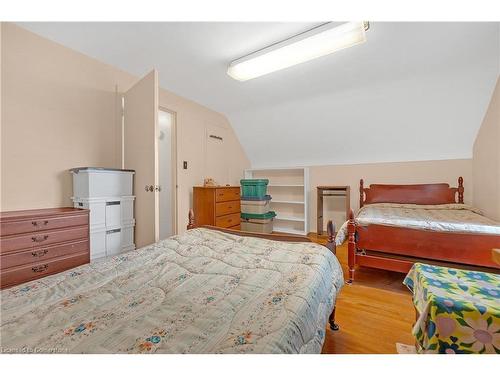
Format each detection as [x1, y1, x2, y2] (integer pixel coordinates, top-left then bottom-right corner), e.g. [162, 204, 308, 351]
[240, 179, 269, 198]
[240, 211, 276, 221]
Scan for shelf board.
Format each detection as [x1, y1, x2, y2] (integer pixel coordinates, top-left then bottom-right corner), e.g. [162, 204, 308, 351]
[271, 200, 305, 205]
[268, 184, 304, 187]
[273, 227, 306, 236]
[275, 215, 305, 222]
[246, 167, 306, 172]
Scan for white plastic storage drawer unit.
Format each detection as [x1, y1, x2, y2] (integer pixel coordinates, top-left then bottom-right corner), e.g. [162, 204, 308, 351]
[88, 225, 135, 260]
[105, 228, 122, 256]
[70, 167, 135, 260]
[105, 200, 122, 229]
[72, 167, 133, 197]
[72, 196, 135, 231]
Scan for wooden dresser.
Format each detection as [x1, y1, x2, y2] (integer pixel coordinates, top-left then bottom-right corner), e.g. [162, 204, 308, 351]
[0, 208, 90, 289]
[193, 186, 241, 230]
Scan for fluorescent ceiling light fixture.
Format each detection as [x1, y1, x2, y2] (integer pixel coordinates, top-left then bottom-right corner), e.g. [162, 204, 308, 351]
[227, 21, 369, 81]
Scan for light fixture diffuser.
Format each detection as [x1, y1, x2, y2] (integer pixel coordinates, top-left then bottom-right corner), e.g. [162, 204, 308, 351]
[227, 22, 369, 81]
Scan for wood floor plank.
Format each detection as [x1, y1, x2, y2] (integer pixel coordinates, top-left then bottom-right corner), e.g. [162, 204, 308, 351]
[308, 234, 416, 354]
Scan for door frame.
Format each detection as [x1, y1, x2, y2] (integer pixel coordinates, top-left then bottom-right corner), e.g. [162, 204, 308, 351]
[158, 106, 178, 235]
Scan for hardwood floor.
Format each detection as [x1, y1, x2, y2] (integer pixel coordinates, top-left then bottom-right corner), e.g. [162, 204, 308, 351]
[308, 233, 416, 354]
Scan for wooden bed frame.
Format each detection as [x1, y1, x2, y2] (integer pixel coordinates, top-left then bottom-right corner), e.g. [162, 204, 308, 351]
[347, 177, 500, 282]
[187, 209, 340, 331]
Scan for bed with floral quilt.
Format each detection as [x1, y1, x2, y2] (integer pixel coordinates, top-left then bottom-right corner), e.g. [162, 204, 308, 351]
[0, 227, 343, 354]
[403, 263, 500, 354]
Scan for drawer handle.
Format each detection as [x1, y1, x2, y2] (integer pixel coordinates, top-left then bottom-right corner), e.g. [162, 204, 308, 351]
[32, 249, 48, 257]
[32, 235, 49, 243]
[32, 264, 48, 273]
[31, 220, 49, 227]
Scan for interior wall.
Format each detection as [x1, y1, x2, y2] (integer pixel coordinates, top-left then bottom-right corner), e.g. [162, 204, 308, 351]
[0, 22, 3, 207]
[3, 21, 491, 239]
[232, 63, 499, 168]
[473, 77, 500, 221]
[1, 23, 124, 211]
[309, 158, 473, 232]
[157, 90, 250, 234]
[1, 23, 250, 233]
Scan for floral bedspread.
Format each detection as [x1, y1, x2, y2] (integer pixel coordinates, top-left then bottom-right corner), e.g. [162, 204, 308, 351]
[0, 228, 343, 354]
[336, 203, 500, 245]
[403, 263, 500, 354]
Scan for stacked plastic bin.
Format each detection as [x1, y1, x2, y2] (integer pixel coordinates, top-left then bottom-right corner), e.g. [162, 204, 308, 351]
[240, 179, 276, 233]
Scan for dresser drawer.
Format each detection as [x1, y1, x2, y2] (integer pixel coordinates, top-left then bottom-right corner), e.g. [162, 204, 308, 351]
[0, 220, 37, 237]
[1, 239, 89, 270]
[215, 200, 240, 217]
[1, 252, 89, 289]
[215, 188, 240, 203]
[215, 213, 241, 228]
[1, 213, 88, 236]
[0, 226, 89, 254]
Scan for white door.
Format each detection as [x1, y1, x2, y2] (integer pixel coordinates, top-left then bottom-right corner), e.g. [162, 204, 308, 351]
[123, 70, 159, 248]
[158, 109, 174, 239]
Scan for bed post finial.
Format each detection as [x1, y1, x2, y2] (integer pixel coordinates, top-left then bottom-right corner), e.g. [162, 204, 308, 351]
[458, 176, 464, 204]
[347, 209, 356, 284]
[326, 220, 336, 255]
[187, 209, 195, 230]
[359, 179, 364, 208]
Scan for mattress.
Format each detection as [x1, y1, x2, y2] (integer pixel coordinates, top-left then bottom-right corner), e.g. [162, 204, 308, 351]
[0, 228, 343, 354]
[336, 203, 500, 245]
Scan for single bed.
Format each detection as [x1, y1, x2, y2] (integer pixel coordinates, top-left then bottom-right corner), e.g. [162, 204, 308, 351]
[0, 214, 343, 354]
[336, 177, 500, 282]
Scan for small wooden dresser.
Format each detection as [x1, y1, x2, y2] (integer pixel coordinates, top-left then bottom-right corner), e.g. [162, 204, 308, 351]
[193, 186, 241, 230]
[0, 208, 90, 289]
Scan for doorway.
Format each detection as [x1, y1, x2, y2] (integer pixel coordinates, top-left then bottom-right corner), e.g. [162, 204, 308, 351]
[158, 108, 177, 239]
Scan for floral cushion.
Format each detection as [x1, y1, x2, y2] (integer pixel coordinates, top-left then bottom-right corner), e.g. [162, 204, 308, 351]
[404, 263, 500, 354]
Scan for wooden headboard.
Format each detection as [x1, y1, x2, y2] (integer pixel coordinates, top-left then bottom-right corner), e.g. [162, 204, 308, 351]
[359, 177, 464, 207]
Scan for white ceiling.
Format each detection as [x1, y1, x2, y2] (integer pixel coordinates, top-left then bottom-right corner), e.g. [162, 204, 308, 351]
[19, 22, 500, 167]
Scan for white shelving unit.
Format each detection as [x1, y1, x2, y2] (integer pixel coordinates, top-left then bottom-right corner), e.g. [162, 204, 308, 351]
[244, 167, 309, 235]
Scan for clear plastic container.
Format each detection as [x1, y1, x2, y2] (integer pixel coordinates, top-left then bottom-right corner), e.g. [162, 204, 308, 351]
[241, 219, 274, 234]
[241, 195, 272, 214]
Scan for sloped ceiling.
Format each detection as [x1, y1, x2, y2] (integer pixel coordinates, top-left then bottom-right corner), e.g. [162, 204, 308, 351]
[18, 22, 500, 167]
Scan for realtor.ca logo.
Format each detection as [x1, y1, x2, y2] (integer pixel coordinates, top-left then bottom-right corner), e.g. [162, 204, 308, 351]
[0, 346, 69, 354]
